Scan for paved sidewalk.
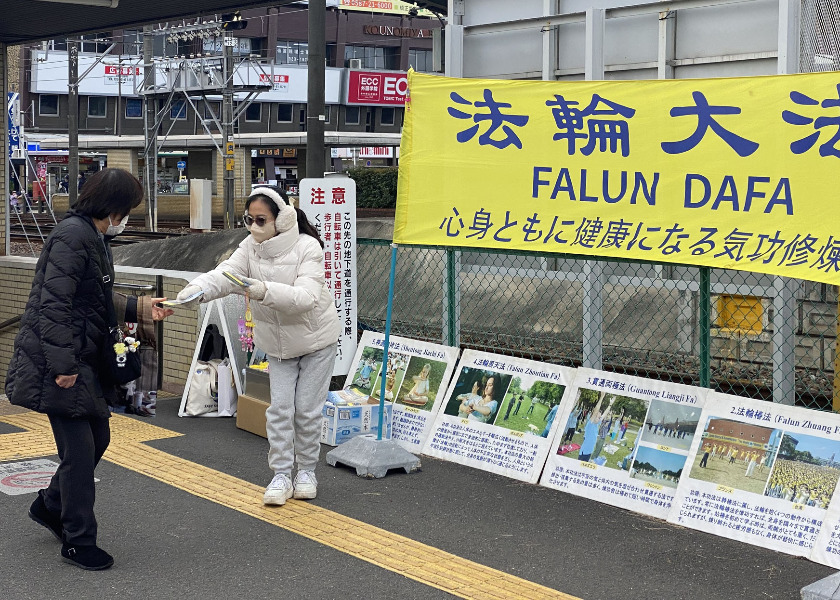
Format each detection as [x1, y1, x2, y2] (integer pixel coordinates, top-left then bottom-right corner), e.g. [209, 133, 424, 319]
[0, 396, 835, 600]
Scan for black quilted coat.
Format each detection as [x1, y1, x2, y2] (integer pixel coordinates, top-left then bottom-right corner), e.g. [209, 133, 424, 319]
[6, 210, 117, 418]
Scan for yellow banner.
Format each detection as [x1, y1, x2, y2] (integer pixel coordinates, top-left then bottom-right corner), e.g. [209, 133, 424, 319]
[395, 70, 840, 285]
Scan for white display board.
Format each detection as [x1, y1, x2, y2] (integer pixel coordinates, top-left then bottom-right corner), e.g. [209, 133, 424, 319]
[299, 177, 357, 377]
[422, 350, 576, 484]
[343, 331, 459, 451]
[668, 391, 840, 562]
[540, 368, 708, 519]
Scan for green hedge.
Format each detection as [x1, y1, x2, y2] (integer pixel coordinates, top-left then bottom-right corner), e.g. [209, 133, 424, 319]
[346, 167, 398, 209]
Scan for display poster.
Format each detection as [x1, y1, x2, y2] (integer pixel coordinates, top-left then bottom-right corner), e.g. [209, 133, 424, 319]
[540, 368, 708, 519]
[343, 331, 459, 450]
[667, 392, 840, 561]
[422, 350, 575, 484]
[300, 177, 357, 376]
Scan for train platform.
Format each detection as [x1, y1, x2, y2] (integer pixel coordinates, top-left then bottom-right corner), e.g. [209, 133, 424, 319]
[0, 394, 836, 600]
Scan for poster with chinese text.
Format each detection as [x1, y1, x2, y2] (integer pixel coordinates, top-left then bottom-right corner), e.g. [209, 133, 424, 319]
[540, 368, 708, 519]
[668, 392, 840, 561]
[343, 331, 459, 451]
[422, 350, 575, 484]
[300, 177, 357, 376]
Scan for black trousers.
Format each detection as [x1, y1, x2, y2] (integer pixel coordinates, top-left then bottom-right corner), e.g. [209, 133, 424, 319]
[42, 414, 110, 546]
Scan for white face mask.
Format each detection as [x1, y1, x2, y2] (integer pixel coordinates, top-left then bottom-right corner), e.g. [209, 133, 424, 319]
[247, 218, 276, 243]
[106, 214, 129, 237]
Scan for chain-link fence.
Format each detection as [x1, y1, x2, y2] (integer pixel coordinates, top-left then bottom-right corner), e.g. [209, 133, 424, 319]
[358, 238, 837, 412]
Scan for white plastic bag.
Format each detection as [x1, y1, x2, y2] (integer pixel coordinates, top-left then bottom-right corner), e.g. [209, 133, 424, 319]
[216, 358, 238, 417]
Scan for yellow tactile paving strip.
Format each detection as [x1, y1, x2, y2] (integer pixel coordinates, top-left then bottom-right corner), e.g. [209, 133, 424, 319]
[0, 408, 579, 600]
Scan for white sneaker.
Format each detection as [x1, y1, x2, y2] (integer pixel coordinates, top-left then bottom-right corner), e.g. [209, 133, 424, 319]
[293, 470, 318, 500]
[263, 473, 293, 506]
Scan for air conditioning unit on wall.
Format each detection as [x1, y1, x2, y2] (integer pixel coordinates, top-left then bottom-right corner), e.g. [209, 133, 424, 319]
[349, 58, 362, 69]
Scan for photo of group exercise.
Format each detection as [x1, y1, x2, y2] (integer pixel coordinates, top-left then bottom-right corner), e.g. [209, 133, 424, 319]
[442, 367, 513, 423]
[629, 446, 688, 489]
[764, 433, 840, 509]
[348, 347, 383, 396]
[493, 376, 566, 435]
[395, 356, 451, 412]
[558, 388, 650, 472]
[639, 400, 701, 451]
[368, 351, 410, 403]
[688, 417, 782, 495]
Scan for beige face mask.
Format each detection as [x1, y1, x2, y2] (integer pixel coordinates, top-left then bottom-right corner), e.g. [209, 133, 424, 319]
[247, 219, 276, 242]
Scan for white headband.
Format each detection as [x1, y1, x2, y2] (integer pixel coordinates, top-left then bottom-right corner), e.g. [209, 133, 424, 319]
[249, 186, 287, 210]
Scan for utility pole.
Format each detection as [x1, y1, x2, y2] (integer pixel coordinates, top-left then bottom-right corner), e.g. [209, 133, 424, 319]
[307, 0, 326, 178]
[223, 34, 235, 228]
[142, 25, 157, 231]
[68, 40, 79, 208]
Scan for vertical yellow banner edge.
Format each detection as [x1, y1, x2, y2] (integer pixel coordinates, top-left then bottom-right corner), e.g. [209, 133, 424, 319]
[394, 69, 415, 244]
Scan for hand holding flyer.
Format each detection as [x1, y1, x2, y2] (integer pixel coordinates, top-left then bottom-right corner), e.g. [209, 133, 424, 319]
[223, 272, 250, 288]
[160, 289, 204, 307]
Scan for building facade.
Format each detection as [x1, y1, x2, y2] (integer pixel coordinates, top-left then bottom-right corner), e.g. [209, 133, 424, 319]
[16, 4, 439, 194]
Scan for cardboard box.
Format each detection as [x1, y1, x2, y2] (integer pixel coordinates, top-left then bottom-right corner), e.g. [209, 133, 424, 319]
[321, 389, 393, 446]
[236, 394, 269, 438]
[245, 367, 271, 403]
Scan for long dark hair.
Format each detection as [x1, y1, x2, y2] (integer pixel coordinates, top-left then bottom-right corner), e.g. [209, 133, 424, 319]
[73, 168, 143, 219]
[245, 186, 324, 249]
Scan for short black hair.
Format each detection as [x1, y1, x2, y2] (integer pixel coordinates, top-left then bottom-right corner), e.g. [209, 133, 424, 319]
[72, 168, 143, 219]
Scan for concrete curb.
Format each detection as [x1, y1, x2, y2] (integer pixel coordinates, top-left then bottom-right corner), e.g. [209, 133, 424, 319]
[803, 572, 840, 600]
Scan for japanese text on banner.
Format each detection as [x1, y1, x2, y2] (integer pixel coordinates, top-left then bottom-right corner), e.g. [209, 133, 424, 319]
[395, 70, 840, 285]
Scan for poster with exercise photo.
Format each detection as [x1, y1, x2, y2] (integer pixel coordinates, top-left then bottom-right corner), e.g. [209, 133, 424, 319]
[422, 349, 575, 484]
[667, 391, 840, 563]
[539, 368, 708, 519]
[343, 331, 459, 450]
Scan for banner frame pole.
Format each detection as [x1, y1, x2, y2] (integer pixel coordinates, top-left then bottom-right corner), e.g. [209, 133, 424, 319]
[700, 266, 711, 389]
[377, 243, 399, 440]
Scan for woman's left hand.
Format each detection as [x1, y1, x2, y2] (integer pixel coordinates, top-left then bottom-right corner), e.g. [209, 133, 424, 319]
[151, 298, 175, 321]
[233, 277, 267, 301]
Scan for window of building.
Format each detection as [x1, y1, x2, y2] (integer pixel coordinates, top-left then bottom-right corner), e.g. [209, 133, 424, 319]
[125, 98, 143, 119]
[276, 41, 308, 65]
[245, 103, 261, 122]
[324, 105, 331, 124]
[48, 39, 68, 51]
[204, 101, 221, 121]
[345, 106, 360, 125]
[277, 104, 293, 123]
[344, 45, 399, 70]
[409, 49, 433, 72]
[121, 30, 143, 55]
[88, 96, 107, 118]
[170, 100, 187, 120]
[380, 107, 395, 126]
[80, 33, 111, 54]
[39, 95, 59, 116]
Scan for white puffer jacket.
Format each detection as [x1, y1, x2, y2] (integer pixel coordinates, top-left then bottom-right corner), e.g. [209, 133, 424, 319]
[190, 212, 340, 360]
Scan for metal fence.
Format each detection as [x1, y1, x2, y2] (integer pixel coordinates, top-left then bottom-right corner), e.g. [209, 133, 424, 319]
[357, 238, 837, 412]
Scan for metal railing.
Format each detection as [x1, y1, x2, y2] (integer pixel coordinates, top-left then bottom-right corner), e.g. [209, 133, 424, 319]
[357, 238, 837, 412]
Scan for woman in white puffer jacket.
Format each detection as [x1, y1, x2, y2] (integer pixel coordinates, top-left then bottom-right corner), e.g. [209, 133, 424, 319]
[177, 186, 340, 506]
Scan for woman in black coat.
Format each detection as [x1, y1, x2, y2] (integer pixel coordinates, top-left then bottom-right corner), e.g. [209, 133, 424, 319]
[5, 168, 171, 571]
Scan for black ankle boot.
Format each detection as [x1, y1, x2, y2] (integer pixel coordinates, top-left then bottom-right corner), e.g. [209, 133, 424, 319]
[28, 493, 63, 542]
[61, 543, 114, 570]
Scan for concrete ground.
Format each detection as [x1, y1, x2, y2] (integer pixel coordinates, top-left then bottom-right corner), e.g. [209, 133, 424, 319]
[1, 395, 836, 600]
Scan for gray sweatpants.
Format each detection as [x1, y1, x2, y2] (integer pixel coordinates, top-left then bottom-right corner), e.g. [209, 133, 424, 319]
[266, 344, 336, 475]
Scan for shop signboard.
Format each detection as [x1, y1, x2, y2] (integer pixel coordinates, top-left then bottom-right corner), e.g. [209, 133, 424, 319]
[345, 70, 407, 106]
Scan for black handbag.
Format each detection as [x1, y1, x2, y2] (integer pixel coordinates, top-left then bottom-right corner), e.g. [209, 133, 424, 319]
[95, 240, 142, 385]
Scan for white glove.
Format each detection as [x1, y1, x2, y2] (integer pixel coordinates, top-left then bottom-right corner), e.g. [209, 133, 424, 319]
[237, 276, 266, 301]
[176, 284, 202, 302]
